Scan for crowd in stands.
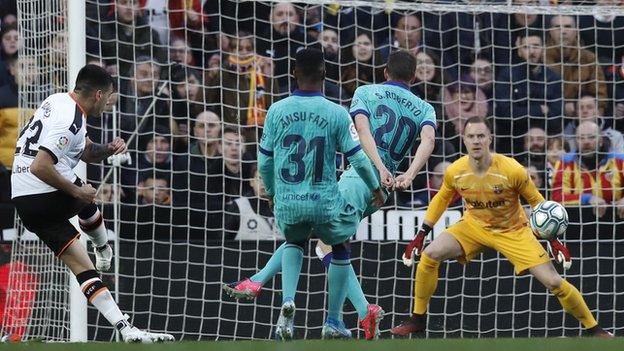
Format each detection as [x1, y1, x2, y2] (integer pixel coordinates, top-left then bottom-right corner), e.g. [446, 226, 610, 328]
[1, 0, 624, 240]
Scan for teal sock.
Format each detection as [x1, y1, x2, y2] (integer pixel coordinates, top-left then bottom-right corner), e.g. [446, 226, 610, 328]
[346, 265, 369, 320]
[250, 242, 287, 284]
[281, 244, 304, 304]
[327, 259, 350, 321]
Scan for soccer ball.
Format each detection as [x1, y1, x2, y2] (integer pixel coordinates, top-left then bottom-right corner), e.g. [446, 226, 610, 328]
[529, 201, 569, 240]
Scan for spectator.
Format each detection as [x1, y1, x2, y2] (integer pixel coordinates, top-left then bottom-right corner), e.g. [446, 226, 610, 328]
[100, 0, 165, 75]
[303, 5, 322, 43]
[168, 0, 212, 67]
[525, 164, 544, 194]
[12, 56, 47, 108]
[493, 0, 546, 66]
[220, 127, 254, 202]
[121, 125, 172, 203]
[545, 15, 608, 116]
[578, 0, 624, 65]
[0, 4, 16, 27]
[189, 110, 221, 160]
[380, 14, 424, 61]
[170, 66, 205, 151]
[341, 30, 384, 101]
[207, 31, 280, 143]
[609, 59, 624, 131]
[172, 111, 223, 240]
[551, 121, 624, 218]
[118, 57, 170, 136]
[224, 165, 283, 240]
[468, 54, 494, 100]
[97, 183, 125, 204]
[256, 2, 306, 92]
[169, 36, 197, 67]
[323, 5, 389, 47]
[44, 32, 70, 92]
[442, 77, 489, 152]
[412, 49, 444, 116]
[495, 30, 563, 154]
[520, 127, 547, 168]
[546, 137, 567, 173]
[203, 0, 256, 39]
[138, 126, 172, 174]
[0, 56, 16, 108]
[0, 25, 18, 59]
[318, 28, 340, 82]
[517, 127, 551, 190]
[0, 23, 18, 86]
[137, 174, 171, 206]
[454, 10, 507, 75]
[563, 94, 624, 153]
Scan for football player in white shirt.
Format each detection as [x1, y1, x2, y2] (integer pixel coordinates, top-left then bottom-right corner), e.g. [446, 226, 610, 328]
[11, 64, 174, 343]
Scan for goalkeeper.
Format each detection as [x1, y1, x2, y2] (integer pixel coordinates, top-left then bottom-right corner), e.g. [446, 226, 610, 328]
[391, 116, 612, 338]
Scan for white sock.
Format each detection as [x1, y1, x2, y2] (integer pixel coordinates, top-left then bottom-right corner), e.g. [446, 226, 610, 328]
[80, 277, 125, 327]
[79, 209, 108, 247]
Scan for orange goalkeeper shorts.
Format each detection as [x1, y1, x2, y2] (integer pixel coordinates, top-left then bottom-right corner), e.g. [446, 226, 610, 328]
[445, 218, 550, 275]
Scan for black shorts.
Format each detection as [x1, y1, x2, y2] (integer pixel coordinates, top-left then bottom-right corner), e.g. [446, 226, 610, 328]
[12, 180, 90, 257]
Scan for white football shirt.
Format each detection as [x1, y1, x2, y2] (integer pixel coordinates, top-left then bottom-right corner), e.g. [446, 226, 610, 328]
[11, 93, 87, 198]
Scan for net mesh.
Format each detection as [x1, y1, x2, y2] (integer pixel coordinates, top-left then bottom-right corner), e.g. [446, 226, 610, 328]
[4, 0, 624, 341]
[2, 0, 71, 342]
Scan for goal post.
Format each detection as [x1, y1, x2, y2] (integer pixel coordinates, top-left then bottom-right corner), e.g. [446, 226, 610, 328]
[67, 0, 87, 343]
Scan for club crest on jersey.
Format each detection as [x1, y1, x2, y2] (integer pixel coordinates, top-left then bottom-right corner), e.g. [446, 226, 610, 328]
[492, 184, 503, 194]
[349, 123, 359, 141]
[42, 102, 51, 118]
[57, 136, 69, 150]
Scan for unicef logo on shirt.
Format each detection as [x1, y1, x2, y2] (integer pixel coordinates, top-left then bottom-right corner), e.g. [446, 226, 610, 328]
[282, 192, 321, 201]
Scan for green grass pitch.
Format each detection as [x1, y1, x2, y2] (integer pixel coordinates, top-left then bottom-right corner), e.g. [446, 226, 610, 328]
[1, 338, 622, 351]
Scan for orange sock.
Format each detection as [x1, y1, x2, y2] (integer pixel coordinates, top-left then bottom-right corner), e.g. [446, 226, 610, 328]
[413, 253, 440, 315]
[552, 279, 598, 329]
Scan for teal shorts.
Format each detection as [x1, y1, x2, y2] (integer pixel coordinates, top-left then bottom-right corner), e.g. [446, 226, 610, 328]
[277, 200, 359, 245]
[276, 168, 383, 245]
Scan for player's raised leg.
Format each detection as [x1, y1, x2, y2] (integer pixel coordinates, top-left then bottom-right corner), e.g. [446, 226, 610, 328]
[77, 203, 113, 271]
[529, 262, 613, 337]
[222, 242, 287, 300]
[391, 228, 464, 336]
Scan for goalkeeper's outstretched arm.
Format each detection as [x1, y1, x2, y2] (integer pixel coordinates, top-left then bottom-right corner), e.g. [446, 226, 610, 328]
[423, 178, 457, 226]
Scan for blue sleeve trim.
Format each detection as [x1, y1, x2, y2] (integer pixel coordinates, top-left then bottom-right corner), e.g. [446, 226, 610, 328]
[344, 144, 362, 157]
[420, 120, 437, 130]
[580, 193, 592, 205]
[349, 109, 370, 120]
[258, 146, 273, 157]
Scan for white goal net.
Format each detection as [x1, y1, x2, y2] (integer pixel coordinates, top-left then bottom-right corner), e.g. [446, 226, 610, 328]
[3, 0, 624, 341]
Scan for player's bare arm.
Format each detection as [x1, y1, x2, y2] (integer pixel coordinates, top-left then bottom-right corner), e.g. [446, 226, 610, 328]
[80, 136, 127, 163]
[354, 114, 393, 189]
[30, 146, 96, 203]
[394, 124, 436, 190]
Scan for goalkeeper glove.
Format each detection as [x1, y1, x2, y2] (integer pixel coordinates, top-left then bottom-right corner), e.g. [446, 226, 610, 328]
[547, 238, 572, 270]
[402, 224, 433, 267]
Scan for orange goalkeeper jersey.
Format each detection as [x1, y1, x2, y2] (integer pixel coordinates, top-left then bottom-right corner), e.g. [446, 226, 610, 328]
[425, 154, 545, 233]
